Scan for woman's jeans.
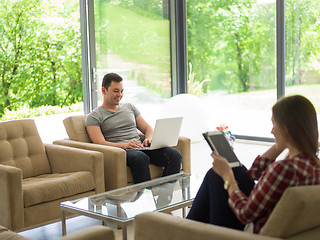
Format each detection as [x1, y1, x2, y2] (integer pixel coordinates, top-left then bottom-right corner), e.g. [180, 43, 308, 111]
[126, 147, 182, 184]
[187, 166, 255, 230]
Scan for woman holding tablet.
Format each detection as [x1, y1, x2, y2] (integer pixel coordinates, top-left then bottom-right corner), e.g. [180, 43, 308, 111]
[187, 95, 320, 233]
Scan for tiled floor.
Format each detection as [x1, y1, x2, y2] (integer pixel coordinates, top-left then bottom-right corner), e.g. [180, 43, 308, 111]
[18, 138, 274, 240]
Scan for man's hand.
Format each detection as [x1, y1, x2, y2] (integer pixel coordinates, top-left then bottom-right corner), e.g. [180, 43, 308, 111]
[125, 140, 144, 150]
[142, 138, 152, 147]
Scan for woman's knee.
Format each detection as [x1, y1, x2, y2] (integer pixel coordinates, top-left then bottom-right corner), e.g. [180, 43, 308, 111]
[205, 168, 223, 182]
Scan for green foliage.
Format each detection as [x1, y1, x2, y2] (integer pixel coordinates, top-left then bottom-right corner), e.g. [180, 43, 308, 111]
[95, 4, 170, 70]
[117, 0, 166, 19]
[285, 0, 320, 86]
[1, 0, 320, 115]
[0, 0, 82, 118]
[0, 103, 83, 121]
[94, 1, 171, 97]
[187, 63, 209, 96]
[186, 0, 320, 94]
[187, 0, 276, 93]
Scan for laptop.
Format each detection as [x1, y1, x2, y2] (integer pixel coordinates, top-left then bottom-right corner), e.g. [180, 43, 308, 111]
[142, 117, 183, 150]
[202, 131, 242, 168]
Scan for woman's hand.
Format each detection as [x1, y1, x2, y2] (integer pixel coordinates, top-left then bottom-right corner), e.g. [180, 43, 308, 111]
[211, 152, 240, 195]
[261, 144, 285, 160]
[211, 152, 234, 181]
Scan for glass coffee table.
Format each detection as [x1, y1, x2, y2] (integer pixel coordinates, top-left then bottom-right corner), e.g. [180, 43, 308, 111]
[60, 173, 203, 240]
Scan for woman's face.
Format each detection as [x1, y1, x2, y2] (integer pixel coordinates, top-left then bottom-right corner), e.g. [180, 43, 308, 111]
[271, 114, 289, 150]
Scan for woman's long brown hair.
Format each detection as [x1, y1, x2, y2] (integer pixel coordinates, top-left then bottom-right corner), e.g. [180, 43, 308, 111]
[272, 95, 319, 160]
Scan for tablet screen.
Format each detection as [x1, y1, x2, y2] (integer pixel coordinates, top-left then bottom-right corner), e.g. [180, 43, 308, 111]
[206, 131, 240, 164]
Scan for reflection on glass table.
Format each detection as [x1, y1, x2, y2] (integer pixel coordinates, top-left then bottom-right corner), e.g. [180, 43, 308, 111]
[60, 173, 203, 240]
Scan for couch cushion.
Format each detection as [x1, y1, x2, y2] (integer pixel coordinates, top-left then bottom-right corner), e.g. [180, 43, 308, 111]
[0, 119, 51, 178]
[260, 185, 320, 238]
[63, 115, 91, 143]
[23, 171, 95, 207]
[0, 225, 32, 240]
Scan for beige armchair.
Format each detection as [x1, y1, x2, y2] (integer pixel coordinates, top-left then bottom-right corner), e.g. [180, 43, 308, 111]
[0, 225, 114, 240]
[134, 185, 320, 240]
[53, 115, 191, 191]
[0, 119, 105, 231]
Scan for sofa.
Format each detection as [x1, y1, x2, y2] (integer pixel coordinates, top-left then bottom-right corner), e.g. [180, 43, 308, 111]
[53, 115, 191, 190]
[0, 225, 114, 240]
[0, 119, 105, 231]
[134, 185, 320, 240]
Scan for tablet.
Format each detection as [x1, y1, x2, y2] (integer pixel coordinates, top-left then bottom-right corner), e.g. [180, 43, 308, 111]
[203, 131, 242, 168]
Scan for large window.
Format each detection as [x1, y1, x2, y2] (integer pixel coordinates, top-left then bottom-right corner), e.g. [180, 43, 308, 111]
[0, 0, 83, 121]
[187, 0, 277, 138]
[285, 0, 320, 116]
[90, 0, 171, 124]
[81, 0, 320, 140]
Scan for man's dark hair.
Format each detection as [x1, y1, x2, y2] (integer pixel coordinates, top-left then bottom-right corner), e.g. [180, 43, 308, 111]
[102, 73, 123, 89]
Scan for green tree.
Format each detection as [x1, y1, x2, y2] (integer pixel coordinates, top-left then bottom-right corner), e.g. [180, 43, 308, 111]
[0, 0, 42, 115]
[29, 0, 82, 107]
[187, 0, 275, 93]
[285, 0, 320, 86]
[0, 0, 82, 118]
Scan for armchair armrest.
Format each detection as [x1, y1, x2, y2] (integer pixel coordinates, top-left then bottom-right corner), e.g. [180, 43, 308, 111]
[174, 136, 191, 173]
[0, 165, 24, 230]
[134, 212, 280, 240]
[44, 144, 105, 193]
[53, 139, 127, 190]
[59, 225, 114, 240]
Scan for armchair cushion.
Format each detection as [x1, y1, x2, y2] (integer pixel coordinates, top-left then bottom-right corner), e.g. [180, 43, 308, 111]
[0, 225, 32, 240]
[134, 212, 279, 240]
[23, 172, 95, 207]
[63, 115, 91, 143]
[260, 185, 320, 238]
[44, 144, 105, 194]
[59, 225, 115, 240]
[0, 119, 51, 178]
[0, 225, 115, 240]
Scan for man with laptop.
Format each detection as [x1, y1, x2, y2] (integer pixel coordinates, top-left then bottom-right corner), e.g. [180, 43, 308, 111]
[85, 72, 182, 184]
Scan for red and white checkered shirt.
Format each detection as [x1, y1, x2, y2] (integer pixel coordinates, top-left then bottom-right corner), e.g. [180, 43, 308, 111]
[228, 154, 320, 233]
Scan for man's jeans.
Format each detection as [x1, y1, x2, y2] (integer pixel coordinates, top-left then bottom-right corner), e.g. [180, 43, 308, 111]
[126, 147, 182, 184]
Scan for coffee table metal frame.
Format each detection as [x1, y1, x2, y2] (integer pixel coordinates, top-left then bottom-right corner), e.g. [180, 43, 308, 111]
[60, 173, 198, 240]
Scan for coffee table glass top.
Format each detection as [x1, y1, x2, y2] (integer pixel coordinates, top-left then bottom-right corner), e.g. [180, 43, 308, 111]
[61, 173, 203, 221]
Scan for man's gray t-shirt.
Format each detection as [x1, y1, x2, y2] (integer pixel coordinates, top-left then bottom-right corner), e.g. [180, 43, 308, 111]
[85, 103, 141, 143]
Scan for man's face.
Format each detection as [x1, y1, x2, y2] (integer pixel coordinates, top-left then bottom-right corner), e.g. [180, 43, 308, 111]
[102, 81, 124, 106]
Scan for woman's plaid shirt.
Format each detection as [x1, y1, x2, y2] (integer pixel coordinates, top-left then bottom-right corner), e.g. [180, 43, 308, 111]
[228, 154, 320, 233]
